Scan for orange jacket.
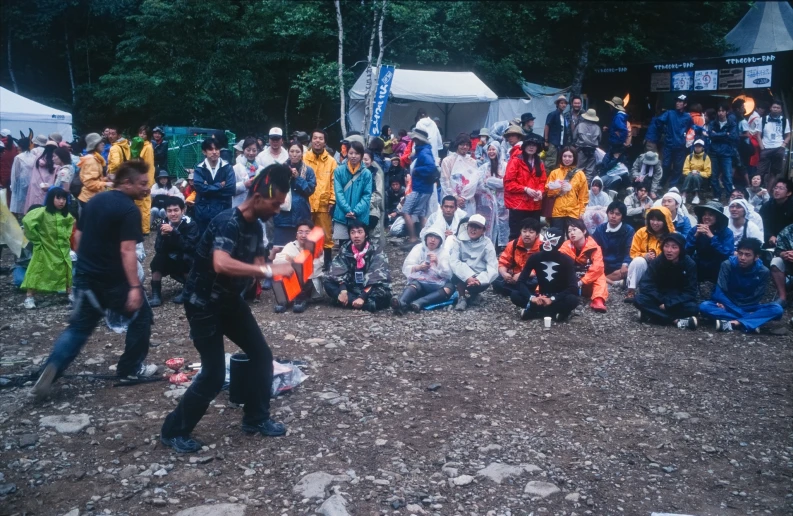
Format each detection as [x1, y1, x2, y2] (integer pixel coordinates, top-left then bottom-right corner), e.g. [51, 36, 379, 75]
[560, 236, 605, 286]
[498, 236, 541, 275]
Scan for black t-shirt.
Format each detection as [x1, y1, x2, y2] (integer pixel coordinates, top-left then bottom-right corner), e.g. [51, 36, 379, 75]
[76, 190, 143, 284]
[519, 250, 578, 297]
[184, 208, 266, 307]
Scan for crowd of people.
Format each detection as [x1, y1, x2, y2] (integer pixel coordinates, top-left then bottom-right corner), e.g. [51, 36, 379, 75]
[0, 91, 790, 452]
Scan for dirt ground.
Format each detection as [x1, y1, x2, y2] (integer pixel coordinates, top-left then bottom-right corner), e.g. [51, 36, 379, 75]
[0, 237, 791, 516]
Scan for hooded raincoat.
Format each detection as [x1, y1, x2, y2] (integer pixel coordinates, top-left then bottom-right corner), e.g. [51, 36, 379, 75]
[479, 141, 509, 246]
[107, 138, 130, 176]
[135, 139, 155, 233]
[9, 148, 39, 213]
[77, 152, 107, 204]
[448, 221, 498, 285]
[20, 198, 74, 292]
[504, 146, 546, 212]
[441, 152, 496, 241]
[403, 228, 452, 286]
[630, 206, 676, 259]
[25, 155, 57, 212]
[560, 235, 609, 301]
[636, 233, 699, 319]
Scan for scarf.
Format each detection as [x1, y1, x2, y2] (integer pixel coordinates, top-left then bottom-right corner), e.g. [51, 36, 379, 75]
[244, 160, 257, 177]
[352, 241, 370, 269]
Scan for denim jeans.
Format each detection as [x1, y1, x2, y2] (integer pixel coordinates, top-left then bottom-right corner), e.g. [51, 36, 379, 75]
[699, 301, 783, 331]
[710, 155, 734, 198]
[161, 297, 273, 438]
[45, 273, 152, 378]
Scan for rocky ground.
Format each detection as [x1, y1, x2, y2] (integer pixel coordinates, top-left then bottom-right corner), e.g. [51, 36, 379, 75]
[0, 237, 792, 516]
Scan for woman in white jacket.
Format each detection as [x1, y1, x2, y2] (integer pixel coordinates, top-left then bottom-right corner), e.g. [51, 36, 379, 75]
[150, 169, 184, 219]
[391, 227, 453, 314]
[232, 137, 261, 208]
[479, 141, 509, 250]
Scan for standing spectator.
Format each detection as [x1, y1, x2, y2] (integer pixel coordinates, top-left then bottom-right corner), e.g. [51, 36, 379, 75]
[273, 141, 316, 250]
[232, 137, 260, 209]
[685, 201, 733, 283]
[10, 135, 46, 216]
[700, 238, 783, 333]
[708, 103, 738, 200]
[499, 124, 525, 163]
[135, 125, 156, 235]
[757, 100, 791, 188]
[634, 233, 699, 330]
[573, 109, 601, 180]
[759, 178, 793, 247]
[193, 138, 236, 235]
[392, 129, 410, 158]
[604, 96, 629, 153]
[473, 128, 490, 165]
[149, 196, 199, 306]
[362, 150, 385, 244]
[625, 184, 653, 229]
[20, 188, 74, 309]
[52, 147, 74, 191]
[380, 125, 397, 156]
[545, 147, 587, 235]
[520, 112, 537, 136]
[624, 207, 675, 301]
[493, 216, 542, 304]
[76, 134, 110, 212]
[414, 109, 443, 164]
[152, 127, 168, 173]
[332, 141, 372, 245]
[399, 129, 436, 250]
[32, 161, 157, 399]
[106, 126, 130, 179]
[656, 95, 694, 188]
[561, 219, 608, 313]
[448, 214, 498, 311]
[0, 129, 19, 206]
[440, 134, 494, 237]
[630, 151, 663, 200]
[391, 227, 453, 314]
[256, 128, 288, 168]
[592, 201, 635, 286]
[504, 134, 546, 239]
[565, 95, 584, 138]
[681, 139, 711, 205]
[25, 141, 58, 213]
[644, 114, 662, 152]
[543, 95, 570, 170]
[305, 129, 337, 271]
[480, 141, 510, 249]
[726, 198, 763, 251]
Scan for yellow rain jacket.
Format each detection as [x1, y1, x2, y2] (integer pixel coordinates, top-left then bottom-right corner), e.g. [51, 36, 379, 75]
[545, 166, 588, 218]
[305, 149, 337, 213]
[629, 206, 676, 259]
[135, 140, 155, 233]
[77, 153, 107, 204]
[682, 150, 712, 179]
[107, 138, 130, 177]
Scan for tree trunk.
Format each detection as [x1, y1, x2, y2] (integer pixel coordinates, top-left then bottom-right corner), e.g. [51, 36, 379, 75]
[571, 39, 590, 98]
[284, 85, 291, 137]
[361, 6, 379, 138]
[334, 0, 347, 138]
[7, 32, 18, 93]
[65, 26, 76, 106]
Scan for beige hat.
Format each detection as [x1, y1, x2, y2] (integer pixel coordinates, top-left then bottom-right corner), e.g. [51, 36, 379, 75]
[642, 151, 659, 165]
[84, 133, 103, 152]
[554, 95, 568, 105]
[32, 134, 48, 146]
[503, 124, 525, 138]
[605, 96, 625, 112]
[581, 108, 599, 122]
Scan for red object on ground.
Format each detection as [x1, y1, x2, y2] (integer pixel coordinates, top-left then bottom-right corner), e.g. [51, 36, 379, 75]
[169, 372, 189, 384]
[166, 357, 185, 371]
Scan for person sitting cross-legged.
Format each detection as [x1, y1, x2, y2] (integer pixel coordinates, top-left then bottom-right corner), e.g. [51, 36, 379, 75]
[517, 226, 580, 322]
[592, 200, 635, 287]
[634, 233, 699, 330]
[323, 219, 391, 312]
[272, 220, 325, 313]
[624, 206, 675, 302]
[685, 200, 733, 283]
[391, 227, 453, 314]
[448, 214, 499, 311]
[700, 238, 784, 333]
[149, 196, 200, 306]
[493, 217, 542, 305]
[560, 219, 608, 312]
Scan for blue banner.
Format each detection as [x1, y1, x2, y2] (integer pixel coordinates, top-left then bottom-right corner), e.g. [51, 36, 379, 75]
[368, 66, 395, 137]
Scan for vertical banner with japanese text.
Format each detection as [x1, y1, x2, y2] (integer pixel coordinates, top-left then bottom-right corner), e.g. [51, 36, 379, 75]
[368, 66, 395, 138]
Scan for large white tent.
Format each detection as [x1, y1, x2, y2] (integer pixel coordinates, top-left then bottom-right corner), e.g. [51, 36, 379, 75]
[348, 68, 497, 139]
[0, 87, 73, 142]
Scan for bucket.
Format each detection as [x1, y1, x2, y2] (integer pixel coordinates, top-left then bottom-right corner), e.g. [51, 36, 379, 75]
[229, 353, 251, 405]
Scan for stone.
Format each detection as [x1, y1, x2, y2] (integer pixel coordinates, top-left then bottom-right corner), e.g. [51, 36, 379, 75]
[318, 494, 350, 516]
[174, 504, 246, 516]
[39, 414, 91, 433]
[673, 412, 690, 420]
[426, 383, 442, 392]
[504, 330, 517, 337]
[702, 445, 717, 453]
[565, 492, 580, 502]
[453, 475, 474, 486]
[524, 481, 560, 498]
[153, 468, 168, 477]
[375, 439, 387, 446]
[476, 463, 540, 484]
[292, 472, 349, 499]
[478, 444, 502, 453]
[0, 483, 17, 495]
[165, 387, 187, 399]
[62, 510, 79, 516]
[18, 433, 38, 448]
[119, 465, 138, 479]
[406, 504, 425, 514]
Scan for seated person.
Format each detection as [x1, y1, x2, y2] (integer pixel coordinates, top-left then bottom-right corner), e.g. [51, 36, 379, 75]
[770, 222, 793, 308]
[634, 233, 699, 330]
[448, 214, 498, 311]
[422, 195, 468, 243]
[624, 206, 674, 301]
[149, 196, 199, 306]
[727, 199, 763, 251]
[724, 188, 764, 234]
[517, 227, 580, 322]
[561, 219, 608, 312]
[624, 184, 653, 229]
[150, 169, 185, 219]
[391, 227, 453, 314]
[385, 178, 405, 227]
[587, 176, 610, 207]
[700, 238, 784, 333]
[386, 155, 407, 186]
[493, 217, 542, 302]
[592, 200, 635, 286]
[660, 190, 692, 236]
[747, 174, 769, 213]
[681, 139, 711, 205]
[759, 178, 793, 248]
[323, 219, 391, 312]
[272, 221, 325, 313]
[685, 200, 733, 283]
[630, 151, 663, 199]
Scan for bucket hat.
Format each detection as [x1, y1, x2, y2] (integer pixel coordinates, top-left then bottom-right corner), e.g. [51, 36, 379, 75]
[605, 96, 625, 112]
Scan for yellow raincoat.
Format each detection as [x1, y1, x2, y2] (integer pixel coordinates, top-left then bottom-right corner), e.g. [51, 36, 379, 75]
[77, 153, 107, 204]
[107, 138, 130, 177]
[545, 166, 588, 218]
[135, 140, 155, 233]
[305, 148, 337, 250]
[629, 206, 676, 259]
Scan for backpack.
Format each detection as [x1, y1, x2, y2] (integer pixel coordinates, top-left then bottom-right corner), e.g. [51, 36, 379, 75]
[69, 174, 83, 198]
[761, 115, 787, 139]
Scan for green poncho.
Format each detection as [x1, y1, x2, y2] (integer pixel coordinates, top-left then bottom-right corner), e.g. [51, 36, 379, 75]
[20, 207, 74, 292]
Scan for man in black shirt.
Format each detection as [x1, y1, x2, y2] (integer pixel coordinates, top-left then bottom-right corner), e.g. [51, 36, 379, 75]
[161, 164, 295, 453]
[149, 196, 199, 306]
[33, 160, 156, 399]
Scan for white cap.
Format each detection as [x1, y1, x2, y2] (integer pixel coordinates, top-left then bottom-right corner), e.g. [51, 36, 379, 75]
[677, 94, 687, 101]
[693, 139, 705, 146]
[268, 127, 283, 138]
[0, 129, 10, 137]
[233, 139, 245, 151]
[468, 214, 487, 227]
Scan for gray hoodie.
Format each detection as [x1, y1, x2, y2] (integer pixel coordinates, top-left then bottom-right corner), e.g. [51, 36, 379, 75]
[448, 221, 498, 284]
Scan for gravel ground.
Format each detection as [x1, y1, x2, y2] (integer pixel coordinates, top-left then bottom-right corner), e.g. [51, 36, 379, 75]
[0, 237, 791, 516]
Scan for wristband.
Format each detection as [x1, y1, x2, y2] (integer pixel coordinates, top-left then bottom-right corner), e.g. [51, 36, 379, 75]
[259, 265, 273, 278]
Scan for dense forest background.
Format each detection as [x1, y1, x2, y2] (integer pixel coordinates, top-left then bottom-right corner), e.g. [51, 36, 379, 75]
[0, 0, 754, 140]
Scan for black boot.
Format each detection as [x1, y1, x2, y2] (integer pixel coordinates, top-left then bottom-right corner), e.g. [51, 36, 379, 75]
[410, 289, 450, 312]
[323, 248, 333, 272]
[391, 286, 420, 315]
[150, 280, 162, 307]
[172, 289, 185, 304]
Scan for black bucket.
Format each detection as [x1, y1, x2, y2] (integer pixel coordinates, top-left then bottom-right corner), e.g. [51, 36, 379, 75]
[229, 353, 251, 405]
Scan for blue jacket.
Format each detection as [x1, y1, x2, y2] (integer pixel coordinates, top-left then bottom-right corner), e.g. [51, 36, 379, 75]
[685, 225, 734, 277]
[707, 119, 738, 157]
[645, 116, 661, 143]
[592, 222, 635, 273]
[193, 158, 236, 231]
[273, 164, 316, 229]
[332, 163, 372, 226]
[657, 110, 693, 149]
[673, 212, 691, 236]
[411, 143, 437, 194]
[712, 256, 769, 307]
[609, 111, 629, 145]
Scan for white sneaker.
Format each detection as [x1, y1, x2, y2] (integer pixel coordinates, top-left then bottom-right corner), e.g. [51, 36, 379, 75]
[691, 195, 700, 204]
[128, 363, 158, 378]
[716, 319, 733, 332]
[24, 297, 36, 309]
[676, 317, 697, 330]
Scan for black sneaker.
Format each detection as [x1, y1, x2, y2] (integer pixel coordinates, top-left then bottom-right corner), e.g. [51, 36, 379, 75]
[273, 304, 287, 314]
[160, 435, 203, 453]
[32, 363, 58, 400]
[242, 419, 287, 437]
[292, 300, 307, 313]
[172, 290, 185, 304]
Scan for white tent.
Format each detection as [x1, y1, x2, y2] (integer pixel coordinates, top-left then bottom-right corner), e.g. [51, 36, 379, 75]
[348, 68, 497, 139]
[0, 87, 73, 142]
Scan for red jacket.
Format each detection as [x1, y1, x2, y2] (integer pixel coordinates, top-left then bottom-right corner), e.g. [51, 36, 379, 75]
[503, 146, 546, 211]
[0, 137, 18, 188]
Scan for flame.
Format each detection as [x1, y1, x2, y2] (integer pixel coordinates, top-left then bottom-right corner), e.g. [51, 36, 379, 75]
[735, 95, 754, 114]
[623, 93, 630, 108]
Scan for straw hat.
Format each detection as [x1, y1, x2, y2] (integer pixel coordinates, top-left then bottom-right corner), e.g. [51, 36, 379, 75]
[581, 109, 599, 123]
[503, 124, 525, 138]
[33, 134, 48, 146]
[605, 96, 625, 112]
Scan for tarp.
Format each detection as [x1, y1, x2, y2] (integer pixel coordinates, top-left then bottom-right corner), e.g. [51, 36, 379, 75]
[724, 1, 793, 56]
[0, 87, 73, 142]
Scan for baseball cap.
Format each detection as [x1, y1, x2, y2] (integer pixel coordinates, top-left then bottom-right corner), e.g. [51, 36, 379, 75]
[468, 214, 486, 228]
[268, 127, 283, 138]
[693, 139, 705, 146]
[677, 94, 687, 101]
[0, 129, 11, 137]
[152, 126, 164, 134]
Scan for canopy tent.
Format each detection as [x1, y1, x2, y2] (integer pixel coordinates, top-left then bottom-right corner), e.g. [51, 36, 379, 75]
[0, 87, 73, 142]
[348, 68, 497, 140]
[724, 1, 793, 56]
